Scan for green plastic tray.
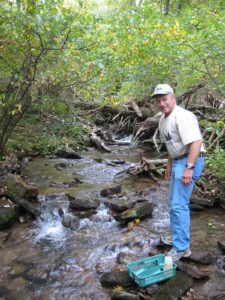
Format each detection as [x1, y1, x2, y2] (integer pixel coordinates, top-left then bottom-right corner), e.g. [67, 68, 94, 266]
[127, 254, 177, 287]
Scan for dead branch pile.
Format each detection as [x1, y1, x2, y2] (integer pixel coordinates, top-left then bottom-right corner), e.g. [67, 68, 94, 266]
[124, 157, 168, 181]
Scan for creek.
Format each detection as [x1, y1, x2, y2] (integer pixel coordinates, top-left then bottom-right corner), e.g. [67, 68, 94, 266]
[0, 136, 224, 299]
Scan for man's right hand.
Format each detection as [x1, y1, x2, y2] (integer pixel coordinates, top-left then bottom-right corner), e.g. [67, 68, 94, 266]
[165, 166, 171, 182]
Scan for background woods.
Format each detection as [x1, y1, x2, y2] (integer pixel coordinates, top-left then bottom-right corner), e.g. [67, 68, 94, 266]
[0, 0, 224, 193]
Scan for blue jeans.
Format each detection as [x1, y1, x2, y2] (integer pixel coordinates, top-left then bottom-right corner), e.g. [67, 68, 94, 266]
[169, 155, 204, 252]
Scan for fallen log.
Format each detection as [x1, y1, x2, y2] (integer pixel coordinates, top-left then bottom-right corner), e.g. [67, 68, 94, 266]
[3, 174, 40, 217]
[127, 157, 167, 180]
[90, 130, 111, 153]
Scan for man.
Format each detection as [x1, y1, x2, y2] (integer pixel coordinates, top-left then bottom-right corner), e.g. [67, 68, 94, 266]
[153, 84, 205, 261]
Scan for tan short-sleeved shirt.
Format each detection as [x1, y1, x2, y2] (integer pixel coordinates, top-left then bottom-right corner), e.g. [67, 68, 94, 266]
[158, 105, 205, 159]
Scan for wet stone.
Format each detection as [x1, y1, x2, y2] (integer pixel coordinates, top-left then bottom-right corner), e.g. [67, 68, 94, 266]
[66, 194, 99, 210]
[100, 185, 122, 197]
[111, 160, 126, 165]
[155, 271, 193, 300]
[0, 206, 19, 229]
[189, 204, 204, 211]
[185, 251, 216, 265]
[177, 261, 210, 280]
[197, 277, 225, 300]
[103, 198, 137, 213]
[217, 240, 225, 253]
[100, 270, 134, 287]
[114, 201, 153, 223]
[62, 214, 79, 230]
[116, 252, 127, 264]
[56, 148, 82, 159]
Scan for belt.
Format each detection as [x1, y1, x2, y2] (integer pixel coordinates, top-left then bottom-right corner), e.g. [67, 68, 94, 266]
[173, 153, 188, 161]
[173, 152, 204, 161]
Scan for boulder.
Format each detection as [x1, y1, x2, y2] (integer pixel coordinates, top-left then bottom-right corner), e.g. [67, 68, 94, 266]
[111, 160, 126, 165]
[185, 251, 216, 265]
[100, 185, 121, 197]
[62, 214, 79, 230]
[189, 204, 204, 211]
[100, 271, 134, 287]
[176, 261, 209, 280]
[56, 147, 82, 159]
[197, 278, 225, 300]
[155, 271, 193, 300]
[111, 290, 140, 300]
[0, 206, 19, 229]
[114, 201, 153, 223]
[217, 240, 225, 253]
[66, 194, 99, 210]
[103, 198, 137, 213]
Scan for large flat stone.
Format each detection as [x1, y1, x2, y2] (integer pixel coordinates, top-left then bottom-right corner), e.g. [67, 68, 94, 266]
[114, 201, 153, 223]
[100, 271, 134, 287]
[66, 194, 99, 210]
[155, 271, 193, 300]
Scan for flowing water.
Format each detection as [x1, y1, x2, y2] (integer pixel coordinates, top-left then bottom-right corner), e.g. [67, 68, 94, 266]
[0, 137, 225, 299]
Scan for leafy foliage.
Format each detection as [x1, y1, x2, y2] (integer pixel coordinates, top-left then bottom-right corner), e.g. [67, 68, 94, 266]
[0, 0, 224, 156]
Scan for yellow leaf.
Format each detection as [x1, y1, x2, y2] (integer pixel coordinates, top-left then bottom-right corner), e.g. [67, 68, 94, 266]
[15, 103, 22, 113]
[110, 96, 118, 107]
[46, 23, 50, 32]
[134, 218, 140, 226]
[128, 34, 132, 40]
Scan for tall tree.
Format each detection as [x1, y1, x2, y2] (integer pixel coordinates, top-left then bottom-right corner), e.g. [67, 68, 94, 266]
[164, 0, 170, 15]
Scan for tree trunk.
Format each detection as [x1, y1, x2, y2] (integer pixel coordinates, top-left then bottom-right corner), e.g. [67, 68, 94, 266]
[176, 0, 183, 15]
[164, 0, 170, 15]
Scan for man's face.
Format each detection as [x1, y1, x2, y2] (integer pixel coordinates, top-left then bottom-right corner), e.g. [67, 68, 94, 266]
[156, 94, 176, 117]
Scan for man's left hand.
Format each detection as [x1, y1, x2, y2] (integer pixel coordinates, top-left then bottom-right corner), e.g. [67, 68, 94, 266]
[182, 169, 193, 186]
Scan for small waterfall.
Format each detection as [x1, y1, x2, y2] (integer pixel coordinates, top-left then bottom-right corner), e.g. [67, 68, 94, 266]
[31, 193, 70, 243]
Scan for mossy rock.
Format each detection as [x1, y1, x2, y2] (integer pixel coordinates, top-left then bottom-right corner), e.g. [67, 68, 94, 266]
[155, 271, 193, 300]
[0, 206, 19, 229]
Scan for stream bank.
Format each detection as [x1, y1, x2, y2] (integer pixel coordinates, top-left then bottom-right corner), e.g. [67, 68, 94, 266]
[0, 138, 225, 299]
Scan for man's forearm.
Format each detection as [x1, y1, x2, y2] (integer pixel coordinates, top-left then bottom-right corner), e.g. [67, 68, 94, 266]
[187, 140, 202, 166]
[167, 154, 172, 168]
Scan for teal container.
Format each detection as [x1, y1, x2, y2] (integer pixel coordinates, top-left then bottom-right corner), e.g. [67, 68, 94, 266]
[127, 254, 177, 287]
